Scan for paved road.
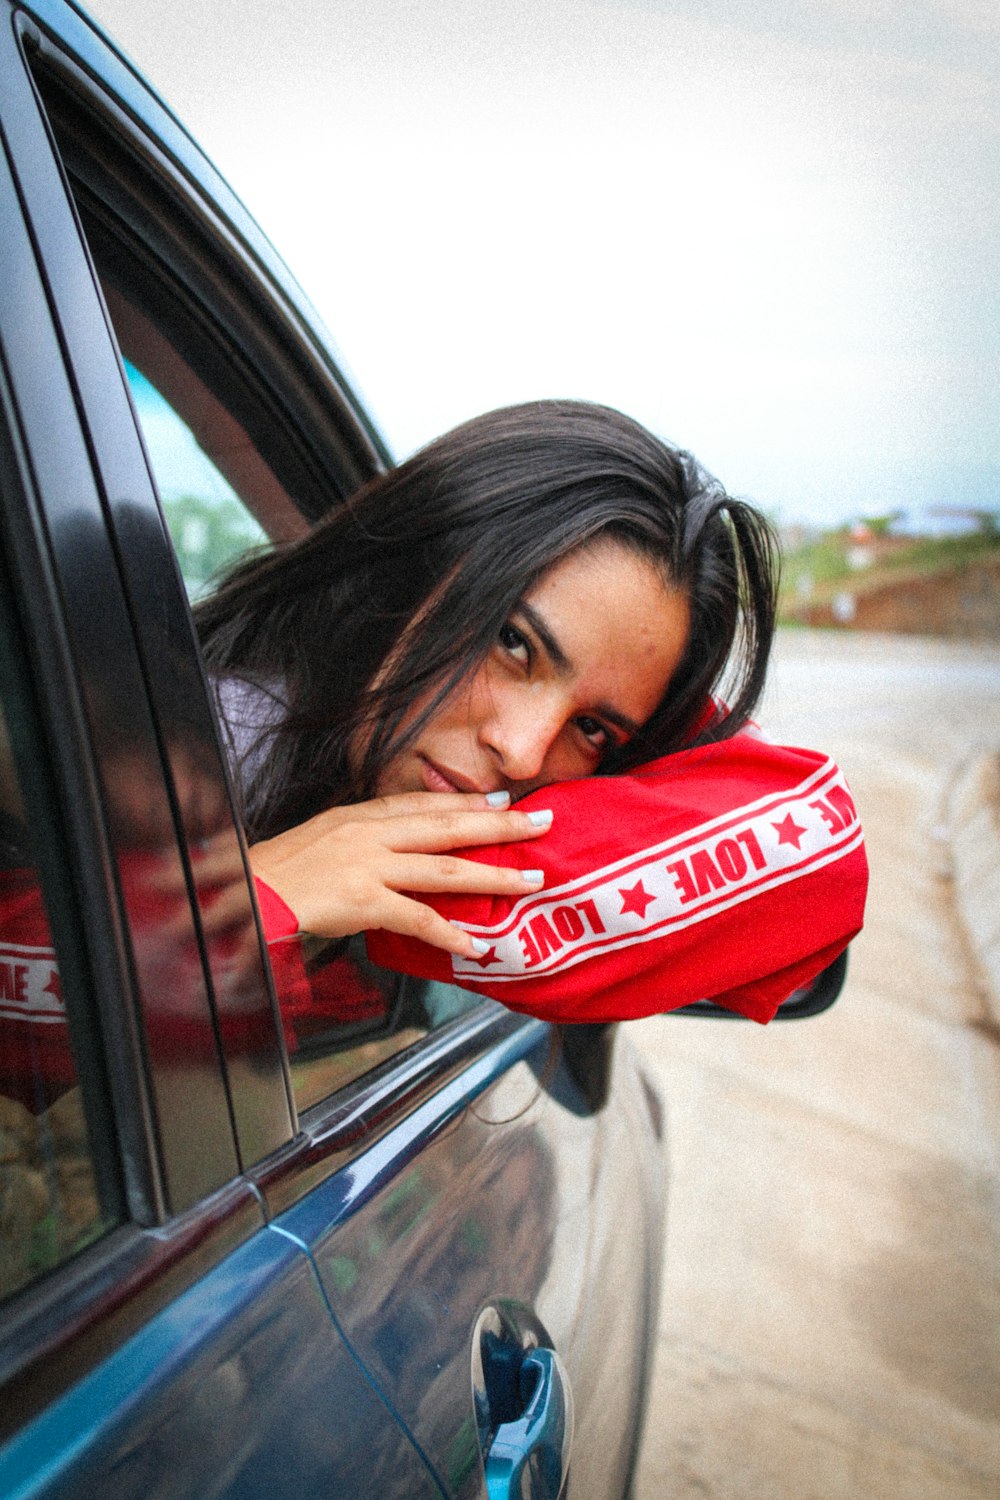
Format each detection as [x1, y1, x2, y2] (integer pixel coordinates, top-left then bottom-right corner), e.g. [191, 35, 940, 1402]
[631, 629, 1000, 1500]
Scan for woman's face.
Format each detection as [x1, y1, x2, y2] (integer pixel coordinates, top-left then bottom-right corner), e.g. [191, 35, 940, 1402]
[375, 540, 692, 801]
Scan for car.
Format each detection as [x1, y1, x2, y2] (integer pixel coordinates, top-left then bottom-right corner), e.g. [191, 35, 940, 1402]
[0, 5, 843, 1497]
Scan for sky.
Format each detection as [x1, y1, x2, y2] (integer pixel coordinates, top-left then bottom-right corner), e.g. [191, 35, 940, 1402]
[85, 0, 999, 528]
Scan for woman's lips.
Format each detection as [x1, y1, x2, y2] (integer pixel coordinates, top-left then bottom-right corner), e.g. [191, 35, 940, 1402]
[419, 756, 484, 794]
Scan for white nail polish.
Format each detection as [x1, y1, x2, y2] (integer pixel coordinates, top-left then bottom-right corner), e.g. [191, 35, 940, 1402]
[470, 937, 491, 954]
[486, 790, 511, 807]
[521, 870, 545, 885]
[527, 809, 553, 827]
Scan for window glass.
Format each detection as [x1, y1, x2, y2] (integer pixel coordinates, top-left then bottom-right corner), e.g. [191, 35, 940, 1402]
[268, 939, 485, 1113]
[124, 360, 267, 598]
[55, 174, 487, 1116]
[100, 280, 306, 573]
[0, 686, 115, 1303]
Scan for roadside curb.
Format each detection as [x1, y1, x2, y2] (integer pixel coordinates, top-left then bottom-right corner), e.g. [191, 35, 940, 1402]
[949, 752, 1000, 1024]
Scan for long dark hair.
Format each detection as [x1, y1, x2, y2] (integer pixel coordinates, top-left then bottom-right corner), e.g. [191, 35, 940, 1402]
[196, 400, 778, 840]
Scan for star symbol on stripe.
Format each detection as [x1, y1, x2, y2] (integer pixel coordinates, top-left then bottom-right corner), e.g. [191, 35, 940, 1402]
[618, 880, 656, 919]
[772, 813, 807, 849]
[472, 945, 500, 968]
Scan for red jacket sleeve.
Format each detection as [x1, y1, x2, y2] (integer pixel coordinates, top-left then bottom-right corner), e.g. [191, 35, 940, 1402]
[363, 729, 869, 1024]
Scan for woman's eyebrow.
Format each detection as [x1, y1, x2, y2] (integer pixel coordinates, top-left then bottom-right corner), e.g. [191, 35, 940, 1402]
[517, 601, 571, 671]
[594, 703, 642, 738]
[515, 601, 642, 738]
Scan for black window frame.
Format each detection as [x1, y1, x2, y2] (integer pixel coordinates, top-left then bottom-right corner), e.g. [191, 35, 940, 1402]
[0, 5, 272, 1430]
[13, 15, 297, 1176]
[8, 1, 556, 1216]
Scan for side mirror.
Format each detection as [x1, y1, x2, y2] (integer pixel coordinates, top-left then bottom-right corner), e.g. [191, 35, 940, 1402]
[673, 948, 849, 1021]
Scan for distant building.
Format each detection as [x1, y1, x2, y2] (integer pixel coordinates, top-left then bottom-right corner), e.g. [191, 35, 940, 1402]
[890, 507, 991, 538]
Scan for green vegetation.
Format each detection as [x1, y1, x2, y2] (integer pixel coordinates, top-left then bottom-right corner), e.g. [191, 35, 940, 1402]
[162, 492, 266, 598]
[779, 521, 1000, 621]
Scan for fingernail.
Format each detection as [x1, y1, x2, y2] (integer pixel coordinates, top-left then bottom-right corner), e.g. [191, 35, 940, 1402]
[527, 809, 553, 827]
[521, 869, 545, 886]
[486, 790, 511, 807]
[470, 937, 491, 955]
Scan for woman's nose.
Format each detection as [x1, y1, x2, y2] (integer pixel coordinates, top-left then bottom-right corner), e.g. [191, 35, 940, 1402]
[481, 699, 561, 784]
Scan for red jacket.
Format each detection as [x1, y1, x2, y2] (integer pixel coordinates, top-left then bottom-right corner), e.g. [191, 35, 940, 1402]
[2, 730, 867, 1110]
[361, 729, 868, 1024]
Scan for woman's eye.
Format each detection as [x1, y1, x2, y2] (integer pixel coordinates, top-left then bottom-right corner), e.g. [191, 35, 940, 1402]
[499, 622, 531, 665]
[575, 716, 612, 752]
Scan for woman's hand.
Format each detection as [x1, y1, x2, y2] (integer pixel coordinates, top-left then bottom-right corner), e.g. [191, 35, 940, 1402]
[247, 791, 553, 961]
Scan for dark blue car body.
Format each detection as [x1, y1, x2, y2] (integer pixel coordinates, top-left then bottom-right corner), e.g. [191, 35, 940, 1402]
[0, 4, 666, 1496]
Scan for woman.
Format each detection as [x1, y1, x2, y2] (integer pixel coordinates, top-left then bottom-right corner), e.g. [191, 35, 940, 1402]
[197, 400, 866, 1023]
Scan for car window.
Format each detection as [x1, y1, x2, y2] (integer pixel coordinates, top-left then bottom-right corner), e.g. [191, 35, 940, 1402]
[96, 241, 492, 1118]
[0, 623, 117, 1305]
[86, 228, 486, 1119]
[96, 277, 306, 586]
[27, 60, 488, 1118]
[123, 358, 268, 598]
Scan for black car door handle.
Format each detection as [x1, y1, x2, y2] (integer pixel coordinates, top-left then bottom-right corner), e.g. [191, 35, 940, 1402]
[482, 1343, 573, 1500]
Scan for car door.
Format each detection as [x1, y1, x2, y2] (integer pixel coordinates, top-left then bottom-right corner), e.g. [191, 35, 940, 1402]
[0, 11, 458, 1498]
[1, 7, 668, 1498]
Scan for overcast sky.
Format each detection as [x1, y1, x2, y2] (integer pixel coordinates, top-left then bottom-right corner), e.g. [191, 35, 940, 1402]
[85, 0, 999, 527]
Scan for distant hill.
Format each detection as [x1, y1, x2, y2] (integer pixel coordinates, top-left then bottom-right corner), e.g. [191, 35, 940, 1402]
[779, 528, 1000, 638]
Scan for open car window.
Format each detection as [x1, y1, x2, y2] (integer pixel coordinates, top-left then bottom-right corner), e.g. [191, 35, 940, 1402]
[28, 57, 490, 1120]
[123, 352, 269, 599]
[98, 281, 306, 591]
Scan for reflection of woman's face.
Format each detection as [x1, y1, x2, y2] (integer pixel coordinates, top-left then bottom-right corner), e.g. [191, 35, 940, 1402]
[375, 540, 691, 802]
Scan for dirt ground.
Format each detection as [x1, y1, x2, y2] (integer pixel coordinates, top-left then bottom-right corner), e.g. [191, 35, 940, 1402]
[631, 630, 1000, 1500]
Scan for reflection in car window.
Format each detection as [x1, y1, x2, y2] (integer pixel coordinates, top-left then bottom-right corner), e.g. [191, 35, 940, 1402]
[0, 672, 114, 1302]
[266, 935, 490, 1112]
